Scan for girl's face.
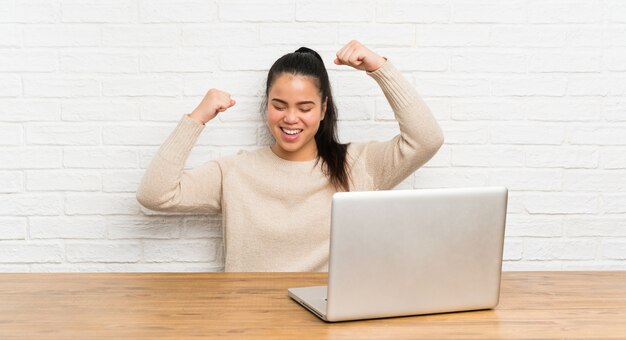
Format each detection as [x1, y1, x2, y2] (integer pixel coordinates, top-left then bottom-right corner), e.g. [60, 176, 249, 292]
[267, 73, 327, 161]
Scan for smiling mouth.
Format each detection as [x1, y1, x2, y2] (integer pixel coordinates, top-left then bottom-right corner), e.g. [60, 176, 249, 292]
[281, 127, 303, 136]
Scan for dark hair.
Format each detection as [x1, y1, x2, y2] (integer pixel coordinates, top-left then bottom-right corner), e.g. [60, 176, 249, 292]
[263, 47, 350, 191]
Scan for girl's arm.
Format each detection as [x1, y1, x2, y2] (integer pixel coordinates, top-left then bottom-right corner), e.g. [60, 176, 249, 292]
[136, 89, 235, 213]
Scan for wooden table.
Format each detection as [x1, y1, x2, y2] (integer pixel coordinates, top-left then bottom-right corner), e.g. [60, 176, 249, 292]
[0, 272, 625, 339]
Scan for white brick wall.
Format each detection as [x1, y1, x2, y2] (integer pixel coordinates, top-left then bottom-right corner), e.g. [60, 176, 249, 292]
[1, 0, 625, 272]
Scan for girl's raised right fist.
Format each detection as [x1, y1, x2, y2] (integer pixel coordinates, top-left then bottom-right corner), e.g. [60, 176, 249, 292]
[189, 88, 236, 125]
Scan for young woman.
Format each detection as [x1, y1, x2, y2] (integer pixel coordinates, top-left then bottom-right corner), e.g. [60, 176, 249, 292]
[136, 40, 444, 272]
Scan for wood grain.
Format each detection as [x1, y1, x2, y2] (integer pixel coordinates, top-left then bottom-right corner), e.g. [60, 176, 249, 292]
[0, 271, 624, 339]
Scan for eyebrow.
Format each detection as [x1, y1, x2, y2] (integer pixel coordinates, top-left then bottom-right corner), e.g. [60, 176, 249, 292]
[271, 98, 316, 106]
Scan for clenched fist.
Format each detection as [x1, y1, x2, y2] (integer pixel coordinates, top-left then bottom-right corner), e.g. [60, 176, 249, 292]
[334, 40, 386, 73]
[188, 88, 236, 125]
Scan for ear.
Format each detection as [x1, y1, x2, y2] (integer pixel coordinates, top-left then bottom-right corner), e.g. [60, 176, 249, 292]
[321, 96, 328, 120]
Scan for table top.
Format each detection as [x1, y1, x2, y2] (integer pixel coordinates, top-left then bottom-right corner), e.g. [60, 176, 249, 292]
[0, 271, 625, 339]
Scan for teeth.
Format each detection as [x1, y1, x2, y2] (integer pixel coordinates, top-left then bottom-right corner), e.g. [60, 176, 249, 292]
[282, 128, 302, 135]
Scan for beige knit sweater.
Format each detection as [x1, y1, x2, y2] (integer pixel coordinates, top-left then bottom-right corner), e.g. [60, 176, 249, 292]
[136, 60, 444, 272]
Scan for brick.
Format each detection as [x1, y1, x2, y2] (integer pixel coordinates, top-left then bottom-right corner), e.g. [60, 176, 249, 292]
[451, 52, 527, 73]
[140, 99, 199, 122]
[505, 215, 562, 237]
[525, 146, 598, 169]
[530, 51, 602, 73]
[439, 122, 489, 144]
[449, 99, 526, 121]
[523, 193, 598, 214]
[489, 169, 562, 191]
[335, 96, 374, 121]
[375, 49, 449, 72]
[451, 145, 524, 167]
[491, 76, 567, 96]
[601, 193, 626, 214]
[332, 72, 389, 97]
[102, 170, 143, 193]
[62, 101, 140, 121]
[60, 51, 138, 73]
[23, 24, 100, 47]
[561, 261, 626, 271]
[524, 239, 597, 260]
[416, 24, 490, 47]
[106, 216, 182, 239]
[374, 97, 449, 122]
[260, 24, 337, 45]
[0, 147, 62, 169]
[102, 25, 181, 47]
[0, 194, 63, 216]
[26, 123, 100, 146]
[66, 241, 141, 263]
[414, 168, 489, 188]
[415, 76, 491, 97]
[296, 0, 373, 22]
[568, 27, 605, 47]
[0, 100, 60, 122]
[0, 242, 64, 263]
[605, 49, 626, 71]
[183, 216, 223, 238]
[65, 194, 140, 215]
[607, 76, 626, 96]
[198, 124, 261, 146]
[453, 0, 526, 23]
[64, 147, 138, 169]
[61, 0, 137, 23]
[23, 77, 100, 98]
[0, 50, 57, 72]
[139, 0, 217, 23]
[183, 72, 266, 97]
[337, 122, 401, 143]
[524, 97, 603, 122]
[102, 75, 182, 97]
[569, 126, 626, 145]
[607, 0, 626, 23]
[0, 124, 22, 145]
[376, 0, 449, 23]
[217, 97, 265, 123]
[101, 124, 178, 146]
[529, 0, 602, 23]
[182, 23, 259, 47]
[140, 50, 217, 72]
[601, 240, 626, 260]
[564, 170, 626, 192]
[219, 0, 294, 22]
[0, 76, 21, 97]
[491, 25, 567, 47]
[0, 0, 59, 23]
[29, 216, 107, 239]
[564, 217, 626, 237]
[0, 217, 27, 240]
[601, 148, 626, 169]
[219, 46, 290, 71]
[26, 170, 101, 191]
[491, 124, 565, 145]
[503, 239, 523, 260]
[567, 77, 608, 96]
[143, 239, 217, 262]
[338, 24, 414, 46]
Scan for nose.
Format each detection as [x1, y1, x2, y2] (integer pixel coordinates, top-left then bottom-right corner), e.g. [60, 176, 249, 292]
[283, 109, 298, 124]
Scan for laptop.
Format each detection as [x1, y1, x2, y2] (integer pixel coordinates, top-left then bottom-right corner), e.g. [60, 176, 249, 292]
[288, 186, 508, 322]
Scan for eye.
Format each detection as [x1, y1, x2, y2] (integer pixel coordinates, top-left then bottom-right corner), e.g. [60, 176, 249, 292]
[274, 106, 286, 111]
[300, 108, 312, 113]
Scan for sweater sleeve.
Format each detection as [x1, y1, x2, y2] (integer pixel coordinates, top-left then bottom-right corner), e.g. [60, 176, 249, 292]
[136, 114, 223, 214]
[361, 60, 444, 190]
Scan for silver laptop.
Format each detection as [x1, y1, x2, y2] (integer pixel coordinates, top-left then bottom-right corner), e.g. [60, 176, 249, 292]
[288, 186, 508, 322]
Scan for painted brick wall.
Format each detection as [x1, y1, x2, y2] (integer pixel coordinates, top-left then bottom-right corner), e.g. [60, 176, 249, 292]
[1, 0, 625, 272]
